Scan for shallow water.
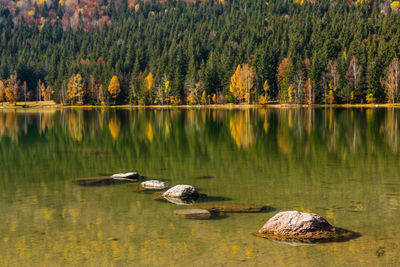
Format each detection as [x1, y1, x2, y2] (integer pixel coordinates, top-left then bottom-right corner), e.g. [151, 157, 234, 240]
[0, 107, 399, 266]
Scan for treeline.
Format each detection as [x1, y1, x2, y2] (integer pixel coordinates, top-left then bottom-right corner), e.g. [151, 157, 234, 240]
[0, 0, 399, 105]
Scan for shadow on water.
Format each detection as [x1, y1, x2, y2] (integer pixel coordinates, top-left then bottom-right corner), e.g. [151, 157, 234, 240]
[193, 175, 216, 180]
[196, 194, 232, 202]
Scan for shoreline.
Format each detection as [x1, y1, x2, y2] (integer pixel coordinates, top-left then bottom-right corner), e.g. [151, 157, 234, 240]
[2, 102, 400, 110]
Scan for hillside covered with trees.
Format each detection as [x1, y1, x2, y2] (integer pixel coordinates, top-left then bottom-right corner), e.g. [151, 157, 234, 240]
[0, 0, 399, 105]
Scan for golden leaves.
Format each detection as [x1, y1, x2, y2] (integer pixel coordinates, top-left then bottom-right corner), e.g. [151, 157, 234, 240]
[144, 72, 154, 92]
[108, 75, 121, 101]
[229, 64, 256, 103]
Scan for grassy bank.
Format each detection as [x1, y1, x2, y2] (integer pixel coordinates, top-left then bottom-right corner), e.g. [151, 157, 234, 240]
[2, 101, 400, 110]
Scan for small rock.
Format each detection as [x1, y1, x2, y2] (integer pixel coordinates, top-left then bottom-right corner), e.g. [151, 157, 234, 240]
[162, 185, 199, 199]
[111, 172, 140, 180]
[174, 209, 211, 219]
[141, 180, 169, 190]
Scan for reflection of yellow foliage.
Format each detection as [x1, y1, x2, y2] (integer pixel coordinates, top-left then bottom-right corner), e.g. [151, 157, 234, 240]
[277, 130, 288, 154]
[108, 115, 121, 140]
[380, 108, 399, 152]
[146, 122, 153, 142]
[67, 111, 83, 141]
[229, 111, 254, 149]
[365, 109, 374, 124]
[231, 245, 240, 255]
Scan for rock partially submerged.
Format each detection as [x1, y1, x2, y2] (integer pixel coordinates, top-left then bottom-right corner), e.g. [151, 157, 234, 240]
[141, 180, 170, 190]
[163, 196, 198, 205]
[193, 203, 270, 213]
[111, 172, 140, 180]
[162, 185, 199, 199]
[174, 209, 211, 219]
[253, 211, 360, 243]
[73, 177, 132, 186]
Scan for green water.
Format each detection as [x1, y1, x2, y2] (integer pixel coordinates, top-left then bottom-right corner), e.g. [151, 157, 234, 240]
[0, 108, 399, 266]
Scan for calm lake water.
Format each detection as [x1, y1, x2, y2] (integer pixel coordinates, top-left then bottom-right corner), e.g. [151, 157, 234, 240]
[0, 107, 399, 266]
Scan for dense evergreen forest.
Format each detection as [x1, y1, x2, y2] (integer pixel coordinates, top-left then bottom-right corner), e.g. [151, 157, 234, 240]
[0, 0, 399, 105]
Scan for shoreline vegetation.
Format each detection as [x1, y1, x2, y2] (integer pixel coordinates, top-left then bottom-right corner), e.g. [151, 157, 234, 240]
[0, 0, 399, 109]
[2, 101, 400, 110]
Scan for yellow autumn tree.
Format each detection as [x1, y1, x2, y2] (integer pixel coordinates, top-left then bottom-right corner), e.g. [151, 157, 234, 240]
[98, 84, 105, 105]
[0, 80, 5, 105]
[108, 75, 120, 103]
[200, 90, 207, 105]
[67, 74, 84, 105]
[41, 83, 53, 101]
[229, 64, 256, 104]
[145, 72, 154, 92]
[259, 80, 270, 104]
[5, 74, 20, 104]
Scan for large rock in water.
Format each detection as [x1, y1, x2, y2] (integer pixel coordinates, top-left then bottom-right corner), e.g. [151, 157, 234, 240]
[254, 211, 347, 243]
[111, 172, 140, 180]
[141, 180, 170, 190]
[162, 185, 199, 199]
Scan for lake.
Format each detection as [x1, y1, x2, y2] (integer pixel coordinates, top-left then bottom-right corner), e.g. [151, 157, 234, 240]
[0, 107, 399, 266]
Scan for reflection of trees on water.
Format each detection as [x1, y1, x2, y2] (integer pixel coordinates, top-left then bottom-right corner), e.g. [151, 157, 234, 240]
[229, 111, 254, 149]
[0, 108, 400, 156]
[108, 113, 121, 140]
[380, 108, 399, 153]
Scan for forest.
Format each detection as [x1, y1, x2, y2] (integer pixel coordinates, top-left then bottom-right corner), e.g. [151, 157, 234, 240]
[0, 0, 399, 105]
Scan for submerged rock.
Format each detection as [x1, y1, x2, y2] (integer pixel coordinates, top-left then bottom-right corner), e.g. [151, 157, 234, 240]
[73, 177, 134, 186]
[194, 203, 270, 213]
[111, 172, 140, 180]
[141, 180, 170, 190]
[174, 209, 211, 219]
[253, 211, 360, 243]
[162, 185, 199, 199]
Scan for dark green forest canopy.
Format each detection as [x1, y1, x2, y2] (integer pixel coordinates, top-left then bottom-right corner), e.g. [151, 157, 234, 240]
[0, 0, 399, 104]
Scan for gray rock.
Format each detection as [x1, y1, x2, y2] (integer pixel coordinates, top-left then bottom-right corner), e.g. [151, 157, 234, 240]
[141, 180, 170, 190]
[255, 211, 336, 241]
[111, 172, 139, 180]
[174, 209, 211, 219]
[162, 185, 199, 199]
